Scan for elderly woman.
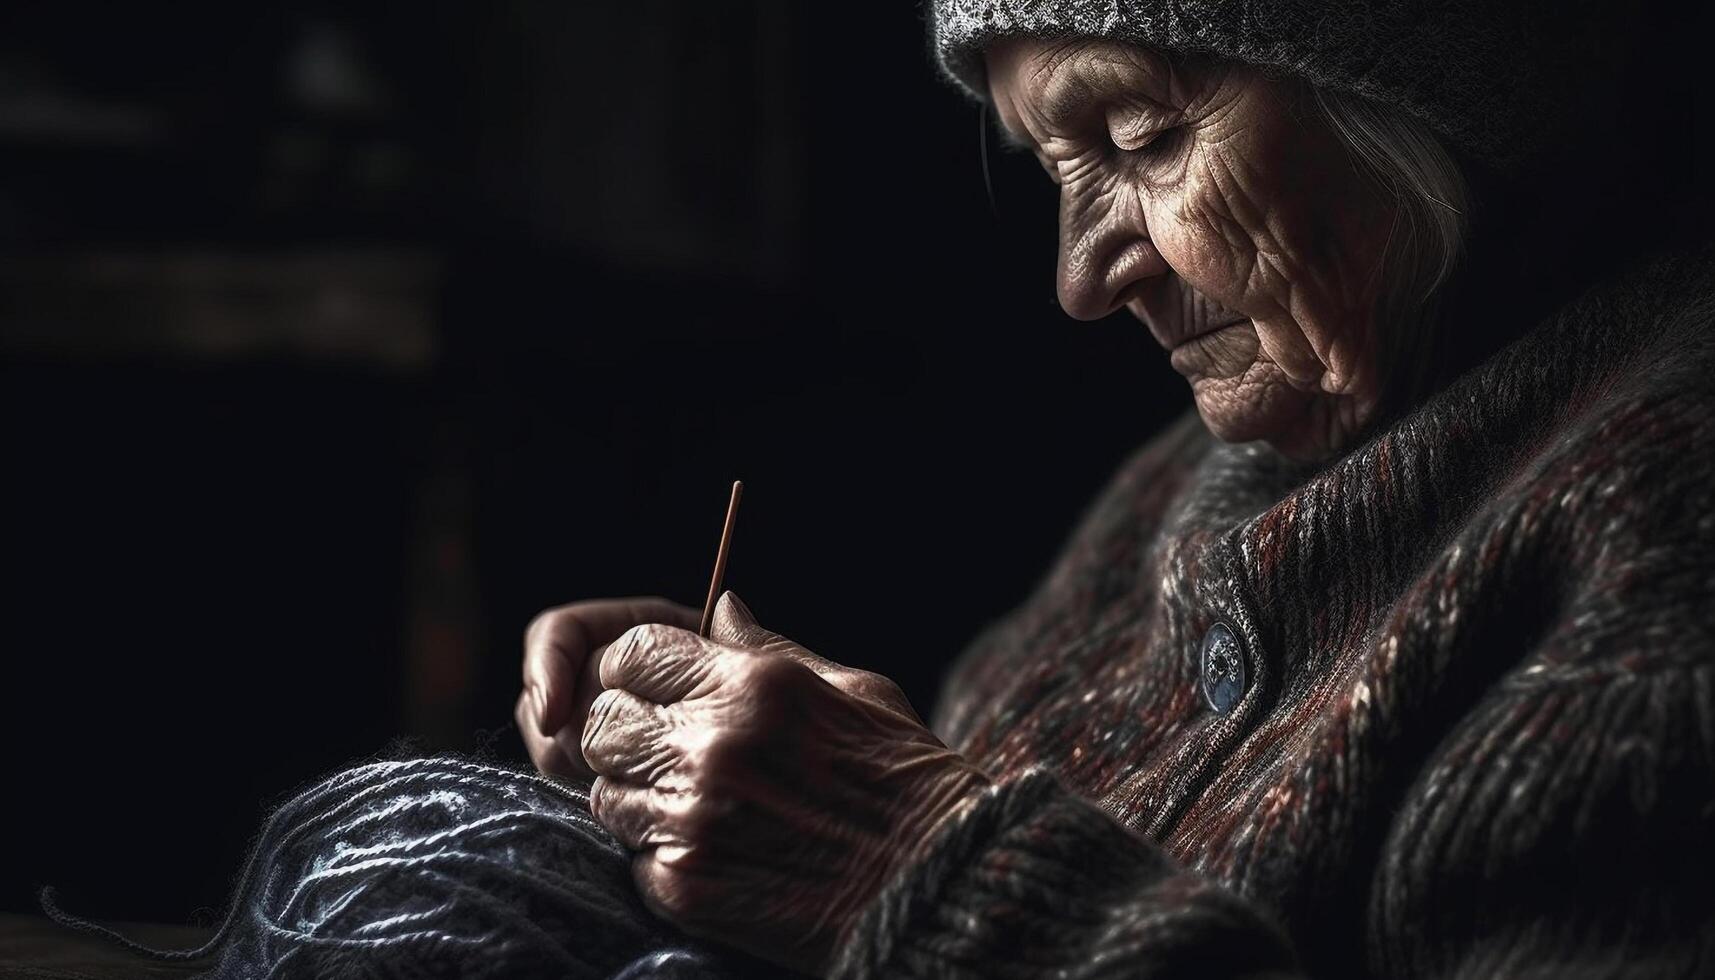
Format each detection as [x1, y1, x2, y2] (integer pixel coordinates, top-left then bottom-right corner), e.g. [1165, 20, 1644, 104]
[100, 0, 1703, 977]
[510, 0, 1715, 976]
[505, 3, 1715, 978]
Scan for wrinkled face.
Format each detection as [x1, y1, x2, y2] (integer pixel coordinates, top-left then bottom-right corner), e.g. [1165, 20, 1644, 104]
[985, 37, 1397, 460]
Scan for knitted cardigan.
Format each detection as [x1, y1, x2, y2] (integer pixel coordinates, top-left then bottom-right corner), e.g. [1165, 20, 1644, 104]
[830, 247, 1715, 979]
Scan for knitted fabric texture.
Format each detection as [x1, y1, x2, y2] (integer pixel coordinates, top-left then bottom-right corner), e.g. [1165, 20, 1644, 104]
[926, 0, 1626, 168]
[830, 244, 1715, 978]
[44, 757, 779, 979]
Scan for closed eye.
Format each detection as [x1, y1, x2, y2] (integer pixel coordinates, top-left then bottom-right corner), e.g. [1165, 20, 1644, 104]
[1109, 124, 1188, 172]
[1107, 104, 1185, 155]
[1111, 129, 1161, 153]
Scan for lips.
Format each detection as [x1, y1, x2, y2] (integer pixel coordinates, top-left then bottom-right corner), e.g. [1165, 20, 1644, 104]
[1127, 298, 1250, 353]
[1122, 273, 1249, 352]
[1172, 317, 1251, 350]
[1168, 319, 1256, 377]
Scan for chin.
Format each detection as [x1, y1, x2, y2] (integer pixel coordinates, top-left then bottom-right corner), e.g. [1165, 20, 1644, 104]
[1191, 390, 1294, 447]
[1193, 387, 1339, 461]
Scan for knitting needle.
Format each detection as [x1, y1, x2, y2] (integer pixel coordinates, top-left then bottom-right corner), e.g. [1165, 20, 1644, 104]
[698, 480, 744, 637]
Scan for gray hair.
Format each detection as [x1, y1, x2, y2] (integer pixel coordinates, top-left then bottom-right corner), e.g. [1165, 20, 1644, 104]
[1311, 85, 1470, 406]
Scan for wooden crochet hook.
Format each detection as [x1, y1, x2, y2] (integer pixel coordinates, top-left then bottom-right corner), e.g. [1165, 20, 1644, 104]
[698, 480, 744, 637]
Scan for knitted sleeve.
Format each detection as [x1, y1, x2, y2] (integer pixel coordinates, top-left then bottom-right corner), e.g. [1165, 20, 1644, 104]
[1368, 661, 1715, 979]
[827, 769, 1304, 980]
[834, 667, 1715, 980]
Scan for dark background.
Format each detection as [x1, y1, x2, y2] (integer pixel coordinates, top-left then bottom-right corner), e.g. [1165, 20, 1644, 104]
[1, 2, 1186, 919]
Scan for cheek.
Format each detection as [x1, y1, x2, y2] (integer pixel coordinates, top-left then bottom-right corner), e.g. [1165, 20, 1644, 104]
[1136, 163, 1267, 314]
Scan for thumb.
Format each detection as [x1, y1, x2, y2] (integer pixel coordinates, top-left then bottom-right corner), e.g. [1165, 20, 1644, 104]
[710, 590, 780, 649]
[712, 591, 837, 674]
[713, 590, 923, 721]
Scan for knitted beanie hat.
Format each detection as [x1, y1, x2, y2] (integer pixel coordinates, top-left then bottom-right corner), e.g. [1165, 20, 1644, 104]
[927, 0, 1629, 170]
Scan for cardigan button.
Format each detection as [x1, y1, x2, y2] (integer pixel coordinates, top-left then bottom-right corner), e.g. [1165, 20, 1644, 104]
[1200, 622, 1245, 714]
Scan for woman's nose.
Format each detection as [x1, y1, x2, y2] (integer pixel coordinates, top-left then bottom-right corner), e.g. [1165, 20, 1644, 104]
[1055, 219, 1164, 321]
[1057, 243, 1116, 321]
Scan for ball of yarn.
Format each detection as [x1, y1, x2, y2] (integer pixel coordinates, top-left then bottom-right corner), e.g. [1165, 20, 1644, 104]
[47, 756, 779, 979]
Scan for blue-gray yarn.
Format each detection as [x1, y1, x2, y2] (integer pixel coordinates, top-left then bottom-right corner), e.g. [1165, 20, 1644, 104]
[44, 756, 784, 979]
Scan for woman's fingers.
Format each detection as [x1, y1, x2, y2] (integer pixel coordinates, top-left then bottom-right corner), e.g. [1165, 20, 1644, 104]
[710, 592, 846, 681]
[707, 591, 782, 650]
[581, 688, 677, 780]
[575, 598, 982, 974]
[599, 625, 723, 704]
[522, 612, 581, 738]
[590, 777, 675, 851]
[524, 597, 700, 737]
[515, 690, 582, 778]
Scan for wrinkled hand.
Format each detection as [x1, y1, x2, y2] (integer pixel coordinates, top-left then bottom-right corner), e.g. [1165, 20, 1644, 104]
[582, 592, 991, 975]
[517, 596, 702, 778]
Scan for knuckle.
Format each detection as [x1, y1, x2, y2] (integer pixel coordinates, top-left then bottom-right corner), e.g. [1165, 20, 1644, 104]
[581, 689, 624, 751]
[631, 622, 671, 645]
[591, 686, 627, 716]
[594, 779, 634, 826]
[846, 669, 911, 709]
[740, 652, 803, 698]
[601, 628, 644, 682]
[612, 622, 661, 664]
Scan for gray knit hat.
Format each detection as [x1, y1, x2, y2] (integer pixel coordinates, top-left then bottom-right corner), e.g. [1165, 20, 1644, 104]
[928, 0, 1627, 170]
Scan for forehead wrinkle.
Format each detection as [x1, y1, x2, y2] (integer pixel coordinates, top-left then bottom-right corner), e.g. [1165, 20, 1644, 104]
[1087, 46, 1181, 109]
[1021, 39, 1181, 136]
[1027, 36, 1088, 84]
[1031, 48, 1099, 133]
[986, 36, 1083, 144]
